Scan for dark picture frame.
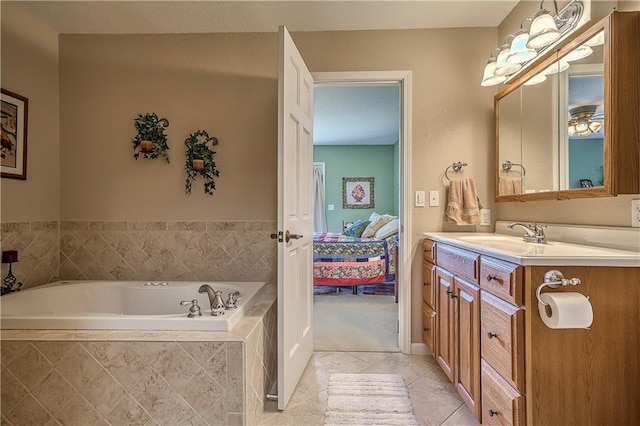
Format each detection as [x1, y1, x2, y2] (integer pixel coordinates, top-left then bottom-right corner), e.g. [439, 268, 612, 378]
[1, 89, 28, 180]
[342, 177, 374, 209]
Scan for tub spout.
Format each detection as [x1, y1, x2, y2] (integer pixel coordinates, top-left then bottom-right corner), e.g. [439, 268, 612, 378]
[198, 284, 226, 316]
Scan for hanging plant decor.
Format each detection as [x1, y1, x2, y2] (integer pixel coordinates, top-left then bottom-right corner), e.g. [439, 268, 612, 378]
[131, 113, 170, 163]
[184, 130, 220, 195]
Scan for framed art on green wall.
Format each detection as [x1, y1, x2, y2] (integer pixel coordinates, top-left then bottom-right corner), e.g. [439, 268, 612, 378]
[342, 177, 374, 209]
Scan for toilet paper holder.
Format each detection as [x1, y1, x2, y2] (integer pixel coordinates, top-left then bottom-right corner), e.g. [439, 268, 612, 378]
[536, 270, 582, 306]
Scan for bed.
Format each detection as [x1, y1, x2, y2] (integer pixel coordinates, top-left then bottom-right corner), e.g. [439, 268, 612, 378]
[312, 232, 398, 291]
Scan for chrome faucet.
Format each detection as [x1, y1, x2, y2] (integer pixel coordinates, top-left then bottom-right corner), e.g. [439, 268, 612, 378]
[507, 222, 547, 244]
[198, 284, 226, 316]
[226, 291, 240, 309]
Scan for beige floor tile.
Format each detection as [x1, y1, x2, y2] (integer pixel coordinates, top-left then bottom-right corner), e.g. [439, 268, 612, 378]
[259, 351, 467, 426]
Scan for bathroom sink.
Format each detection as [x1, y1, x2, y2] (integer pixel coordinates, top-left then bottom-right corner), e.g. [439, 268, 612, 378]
[457, 235, 520, 243]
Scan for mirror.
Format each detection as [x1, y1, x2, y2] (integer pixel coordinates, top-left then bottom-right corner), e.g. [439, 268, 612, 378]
[495, 21, 610, 201]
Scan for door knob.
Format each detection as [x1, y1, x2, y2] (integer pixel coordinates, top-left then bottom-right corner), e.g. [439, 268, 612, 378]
[285, 230, 303, 242]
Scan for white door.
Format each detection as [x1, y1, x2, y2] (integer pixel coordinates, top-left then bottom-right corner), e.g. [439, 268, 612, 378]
[276, 26, 314, 410]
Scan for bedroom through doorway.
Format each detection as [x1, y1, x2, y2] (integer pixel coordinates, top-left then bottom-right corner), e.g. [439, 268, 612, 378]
[312, 82, 402, 352]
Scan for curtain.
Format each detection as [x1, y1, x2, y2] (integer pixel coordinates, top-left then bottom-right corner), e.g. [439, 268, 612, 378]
[313, 164, 328, 233]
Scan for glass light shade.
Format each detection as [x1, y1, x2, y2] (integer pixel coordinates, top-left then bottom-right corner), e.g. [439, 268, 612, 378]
[495, 43, 522, 76]
[568, 125, 576, 136]
[480, 57, 507, 86]
[527, 10, 561, 49]
[523, 73, 547, 86]
[542, 60, 570, 75]
[589, 121, 603, 133]
[584, 31, 605, 47]
[564, 45, 593, 62]
[507, 31, 537, 64]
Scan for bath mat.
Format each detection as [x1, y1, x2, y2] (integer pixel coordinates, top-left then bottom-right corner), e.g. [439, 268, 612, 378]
[324, 373, 418, 425]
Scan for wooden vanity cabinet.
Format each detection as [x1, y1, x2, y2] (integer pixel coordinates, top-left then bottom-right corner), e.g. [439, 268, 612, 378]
[422, 239, 437, 355]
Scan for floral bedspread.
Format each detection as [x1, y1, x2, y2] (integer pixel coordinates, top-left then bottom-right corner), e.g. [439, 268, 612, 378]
[312, 232, 397, 286]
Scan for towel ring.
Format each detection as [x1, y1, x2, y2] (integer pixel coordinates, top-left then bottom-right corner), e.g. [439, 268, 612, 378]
[502, 160, 526, 177]
[444, 162, 468, 181]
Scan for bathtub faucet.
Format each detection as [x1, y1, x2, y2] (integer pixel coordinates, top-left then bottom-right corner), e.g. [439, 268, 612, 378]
[226, 291, 240, 309]
[198, 284, 226, 316]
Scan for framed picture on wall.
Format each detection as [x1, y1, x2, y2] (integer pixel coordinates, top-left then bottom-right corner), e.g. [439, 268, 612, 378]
[579, 179, 593, 188]
[1, 89, 28, 180]
[342, 177, 374, 209]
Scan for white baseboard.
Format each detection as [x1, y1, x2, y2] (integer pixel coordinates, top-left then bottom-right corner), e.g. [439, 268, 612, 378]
[411, 343, 428, 355]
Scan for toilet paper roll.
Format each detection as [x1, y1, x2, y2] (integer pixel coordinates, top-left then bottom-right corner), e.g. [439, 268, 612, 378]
[538, 292, 593, 329]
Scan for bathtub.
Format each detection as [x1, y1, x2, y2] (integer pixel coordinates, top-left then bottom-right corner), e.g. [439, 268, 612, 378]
[0, 280, 265, 331]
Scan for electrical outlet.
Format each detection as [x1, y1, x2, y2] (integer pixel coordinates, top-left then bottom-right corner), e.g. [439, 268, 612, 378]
[480, 209, 491, 226]
[415, 191, 425, 207]
[632, 199, 640, 228]
[429, 190, 439, 207]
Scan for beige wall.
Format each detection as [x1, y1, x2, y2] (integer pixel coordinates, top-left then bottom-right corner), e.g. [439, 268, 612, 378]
[0, 3, 60, 222]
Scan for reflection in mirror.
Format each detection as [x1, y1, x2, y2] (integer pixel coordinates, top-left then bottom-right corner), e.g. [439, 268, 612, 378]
[559, 30, 605, 190]
[497, 87, 522, 196]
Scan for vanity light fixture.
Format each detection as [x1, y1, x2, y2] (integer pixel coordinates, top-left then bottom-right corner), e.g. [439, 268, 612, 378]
[480, 0, 584, 87]
[527, 1, 562, 49]
[563, 44, 593, 62]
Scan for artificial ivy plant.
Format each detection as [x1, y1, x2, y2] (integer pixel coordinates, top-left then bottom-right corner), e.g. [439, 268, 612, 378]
[131, 113, 170, 163]
[184, 130, 220, 195]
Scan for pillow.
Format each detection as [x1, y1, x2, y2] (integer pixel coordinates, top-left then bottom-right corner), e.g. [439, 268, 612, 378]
[343, 220, 370, 238]
[361, 215, 394, 238]
[374, 218, 399, 239]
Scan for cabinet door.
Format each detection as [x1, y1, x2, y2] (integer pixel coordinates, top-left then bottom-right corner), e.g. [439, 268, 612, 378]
[455, 277, 482, 422]
[435, 266, 455, 382]
[423, 261, 435, 308]
[422, 302, 436, 356]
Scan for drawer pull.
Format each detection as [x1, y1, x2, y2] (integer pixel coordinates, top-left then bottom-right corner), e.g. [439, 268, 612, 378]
[446, 290, 453, 295]
[450, 293, 457, 299]
[424, 327, 429, 331]
[423, 281, 430, 286]
[489, 409, 499, 417]
[487, 332, 498, 339]
[486, 274, 501, 282]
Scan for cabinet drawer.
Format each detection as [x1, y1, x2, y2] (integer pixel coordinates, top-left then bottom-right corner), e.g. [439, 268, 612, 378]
[422, 303, 436, 356]
[481, 291, 525, 392]
[436, 244, 479, 284]
[481, 360, 525, 426]
[422, 261, 435, 308]
[480, 257, 524, 306]
[423, 239, 436, 263]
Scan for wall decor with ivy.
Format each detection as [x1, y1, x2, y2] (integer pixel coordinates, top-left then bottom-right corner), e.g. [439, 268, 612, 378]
[131, 113, 170, 163]
[184, 130, 220, 195]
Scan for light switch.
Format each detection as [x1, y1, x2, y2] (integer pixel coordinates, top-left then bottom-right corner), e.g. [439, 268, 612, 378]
[328, 204, 335, 211]
[429, 191, 439, 207]
[415, 191, 425, 207]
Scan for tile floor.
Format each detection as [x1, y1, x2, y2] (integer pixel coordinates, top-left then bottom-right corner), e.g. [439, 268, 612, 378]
[260, 351, 480, 426]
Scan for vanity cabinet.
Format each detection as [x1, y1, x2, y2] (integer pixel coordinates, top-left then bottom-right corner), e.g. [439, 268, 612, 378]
[422, 237, 640, 425]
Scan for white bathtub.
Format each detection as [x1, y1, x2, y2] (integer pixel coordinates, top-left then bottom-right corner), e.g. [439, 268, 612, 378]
[0, 280, 265, 331]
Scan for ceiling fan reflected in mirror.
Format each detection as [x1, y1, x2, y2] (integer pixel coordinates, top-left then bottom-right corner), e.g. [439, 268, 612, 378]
[568, 104, 603, 137]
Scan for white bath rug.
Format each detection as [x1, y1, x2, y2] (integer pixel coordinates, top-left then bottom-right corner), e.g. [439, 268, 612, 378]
[324, 373, 419, 425]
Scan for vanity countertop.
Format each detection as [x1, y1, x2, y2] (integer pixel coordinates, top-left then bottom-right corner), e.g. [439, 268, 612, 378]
[423, 232, 640, 267]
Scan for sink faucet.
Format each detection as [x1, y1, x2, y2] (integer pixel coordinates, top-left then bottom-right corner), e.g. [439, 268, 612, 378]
[507, 222, 547, 244]
[198, 284, 226, 316]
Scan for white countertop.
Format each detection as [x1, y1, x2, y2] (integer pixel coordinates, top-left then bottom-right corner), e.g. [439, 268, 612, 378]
[423, 231, 640, 267]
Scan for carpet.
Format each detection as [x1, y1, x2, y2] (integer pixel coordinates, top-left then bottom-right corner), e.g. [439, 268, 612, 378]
[314, 294, 398, 352]
[324, 373, 419, 425]
[314, 282, 395, 296]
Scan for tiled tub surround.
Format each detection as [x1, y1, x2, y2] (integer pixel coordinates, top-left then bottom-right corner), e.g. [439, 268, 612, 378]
[0, 286, 277, 426]
[0, 220, 277, 290]
[0, 221, 59, 290]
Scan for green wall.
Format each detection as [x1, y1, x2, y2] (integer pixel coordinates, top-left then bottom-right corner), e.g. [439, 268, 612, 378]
[314, 144, 398, 232]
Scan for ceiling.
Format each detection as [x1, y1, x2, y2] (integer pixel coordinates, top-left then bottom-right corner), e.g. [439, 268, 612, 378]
[10, 1, 519, 34]
[9, 1, 520, 147]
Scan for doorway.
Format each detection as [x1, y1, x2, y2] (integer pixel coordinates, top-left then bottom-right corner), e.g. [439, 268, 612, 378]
[311, 72, 412, 354]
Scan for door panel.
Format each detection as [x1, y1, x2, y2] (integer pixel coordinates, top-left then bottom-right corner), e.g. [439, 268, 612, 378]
[277, 26, 314, 410]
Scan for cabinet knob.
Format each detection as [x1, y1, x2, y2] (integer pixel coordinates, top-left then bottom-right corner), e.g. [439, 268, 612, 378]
[489, 409, 499, 417]
[424, 248, 432, 253]
[487, 332, 498, 339]
[424, 327, 429, 331]
[450, 293, 457, 299]
[423, 281, 430, 286]
[446, 290, 453, 296]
